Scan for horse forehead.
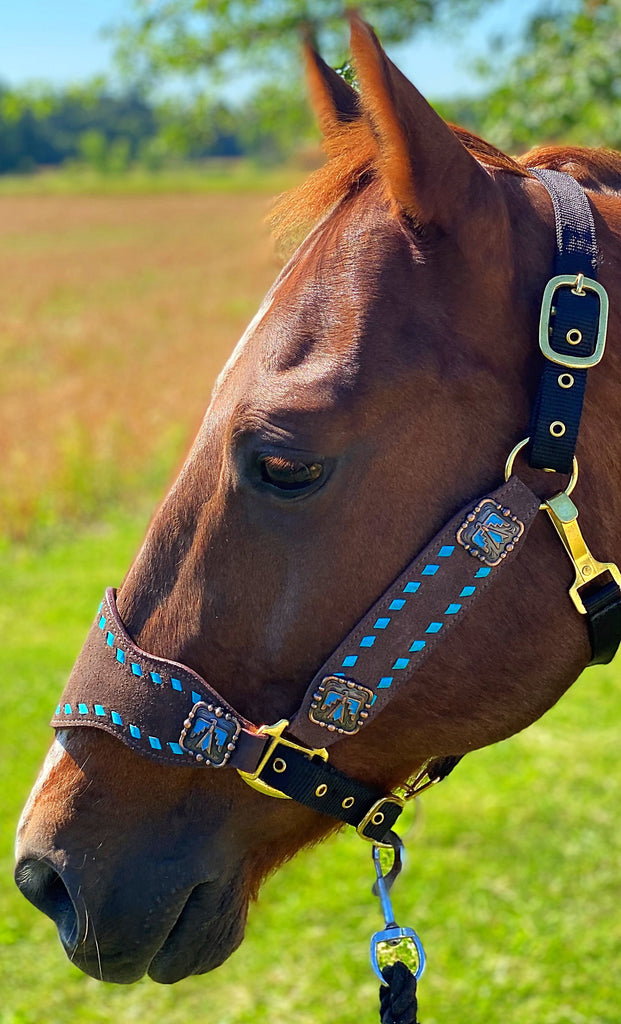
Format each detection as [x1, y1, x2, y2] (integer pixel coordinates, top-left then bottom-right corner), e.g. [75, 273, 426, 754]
[215, 218, 400, 419]
[259, 216, 413, 374]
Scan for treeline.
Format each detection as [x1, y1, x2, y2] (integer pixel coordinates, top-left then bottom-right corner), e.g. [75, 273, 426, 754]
[0, 82, 316, 174]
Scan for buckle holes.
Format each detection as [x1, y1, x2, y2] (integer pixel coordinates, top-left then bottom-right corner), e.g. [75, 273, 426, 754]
[566, 329, 582, 345]
[372, 811, 385, 826]
[558, 373, 574, 389]
[273, 757, 287, 773]
[342, 796, 355, 809]
[550, 421, 567, 437]
[315, 784, 328, 798]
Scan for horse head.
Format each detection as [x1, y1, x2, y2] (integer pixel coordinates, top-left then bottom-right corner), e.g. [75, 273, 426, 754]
[15, 15, 621, 985]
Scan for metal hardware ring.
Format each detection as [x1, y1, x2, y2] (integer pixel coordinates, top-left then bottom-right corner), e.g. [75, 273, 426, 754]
[504, 436, 579, 509]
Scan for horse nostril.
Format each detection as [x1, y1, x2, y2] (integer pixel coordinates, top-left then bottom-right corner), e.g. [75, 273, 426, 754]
[15, 858, 80, 949]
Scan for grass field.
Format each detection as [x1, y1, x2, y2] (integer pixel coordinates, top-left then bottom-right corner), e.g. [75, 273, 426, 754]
[0, 167, 300, 543]
[2, 171, 621, 1024]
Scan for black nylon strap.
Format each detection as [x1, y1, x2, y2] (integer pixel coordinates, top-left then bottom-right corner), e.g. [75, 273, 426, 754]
[257, 745, 403, 842]
[531, 170, 621, 666]
[584, 578, 621, 666]
[529, 169, 600, 473]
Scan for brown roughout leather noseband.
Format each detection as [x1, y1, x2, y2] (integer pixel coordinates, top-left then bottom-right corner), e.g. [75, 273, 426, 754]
[51, 169, 621, 847]
[53, 477, 540, 844]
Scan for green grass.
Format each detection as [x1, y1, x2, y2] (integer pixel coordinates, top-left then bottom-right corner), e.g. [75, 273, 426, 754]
[0, 161, 306, 197]
[2, 516, 621, 1023]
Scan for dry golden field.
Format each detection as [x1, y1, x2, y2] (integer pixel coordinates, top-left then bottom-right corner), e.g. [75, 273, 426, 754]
[0, 183, 295, 541]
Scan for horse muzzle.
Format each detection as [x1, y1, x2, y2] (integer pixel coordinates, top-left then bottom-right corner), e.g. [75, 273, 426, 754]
[14, 849, 248, 983]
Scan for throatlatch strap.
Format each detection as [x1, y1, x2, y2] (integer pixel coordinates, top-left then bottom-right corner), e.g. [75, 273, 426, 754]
[528, 168, 600, 474]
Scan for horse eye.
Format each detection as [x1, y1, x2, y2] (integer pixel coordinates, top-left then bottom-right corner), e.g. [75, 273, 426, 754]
[259, 456, 324, 492]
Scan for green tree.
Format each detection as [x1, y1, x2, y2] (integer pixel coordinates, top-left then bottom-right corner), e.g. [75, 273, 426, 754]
[0, 82, 158, 173]
[477, 0, 621, 151]
[112, 0, 488, 87]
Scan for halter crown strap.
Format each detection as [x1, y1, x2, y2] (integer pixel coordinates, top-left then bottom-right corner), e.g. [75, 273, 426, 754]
[529, 169, 621, 665]
[528, 168, 603, 474]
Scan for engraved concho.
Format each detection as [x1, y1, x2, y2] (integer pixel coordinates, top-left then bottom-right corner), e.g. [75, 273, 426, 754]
[456, 499, 525, 567]
[179, 702, 241, 766]
[309, 676, 374, 734]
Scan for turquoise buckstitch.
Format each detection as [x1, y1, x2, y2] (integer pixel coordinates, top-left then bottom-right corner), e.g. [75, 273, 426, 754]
[343, 554, 456, 673]
[376, 573, 480, 688]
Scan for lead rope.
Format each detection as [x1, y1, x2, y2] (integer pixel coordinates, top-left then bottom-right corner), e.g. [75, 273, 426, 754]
[379, 962, 419, 1024]
[370, 836, 424, 1024]
[368, 758, 463, 1022]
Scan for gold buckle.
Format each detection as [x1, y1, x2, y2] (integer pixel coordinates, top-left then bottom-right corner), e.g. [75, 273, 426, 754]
[237, 719, 328, 800]
[539, 274, 609, 370]
[545, 492, 621, 614]
[356, 795, 405, 849]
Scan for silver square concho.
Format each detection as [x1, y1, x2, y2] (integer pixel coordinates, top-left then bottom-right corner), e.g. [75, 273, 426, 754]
[179, 702, 241, 766]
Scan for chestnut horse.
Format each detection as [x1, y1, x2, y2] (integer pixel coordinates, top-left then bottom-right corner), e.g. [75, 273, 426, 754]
[15, 15, 621, 987]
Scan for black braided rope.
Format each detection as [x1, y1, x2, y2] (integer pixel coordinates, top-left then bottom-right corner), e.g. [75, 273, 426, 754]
[379, 962, 419, 1024]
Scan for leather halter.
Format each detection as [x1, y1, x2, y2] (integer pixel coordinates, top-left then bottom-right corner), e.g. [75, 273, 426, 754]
[51, 170, 621, 847]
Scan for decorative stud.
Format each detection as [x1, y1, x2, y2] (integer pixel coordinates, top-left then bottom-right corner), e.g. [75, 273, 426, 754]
[179, 701, 241, 766]
[457, 499, 525, 567]
[309, 676, 374, 734]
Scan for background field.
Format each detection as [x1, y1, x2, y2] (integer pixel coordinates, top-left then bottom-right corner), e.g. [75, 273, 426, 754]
[1, 176, 621, 1024]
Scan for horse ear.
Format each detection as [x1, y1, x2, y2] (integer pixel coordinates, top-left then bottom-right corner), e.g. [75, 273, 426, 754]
[349, 13, 494, 232]
[304, 41, 361, 138]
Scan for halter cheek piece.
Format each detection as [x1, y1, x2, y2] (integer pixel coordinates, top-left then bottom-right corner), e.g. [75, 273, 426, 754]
[51, 170, 621, 850]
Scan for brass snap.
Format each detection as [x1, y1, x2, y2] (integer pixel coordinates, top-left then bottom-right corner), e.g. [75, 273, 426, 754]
[371, 811, 385, 826]
[558, 373, 574, 389]
[550, 421, 566, 437]
[315, 784, 328, 797]
[566, 329, 582, 345]
[273, 757, 287, 773]
[342, 796, 355, 809]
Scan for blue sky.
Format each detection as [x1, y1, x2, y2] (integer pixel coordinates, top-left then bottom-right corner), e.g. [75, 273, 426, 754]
[0, 0, 542, 99]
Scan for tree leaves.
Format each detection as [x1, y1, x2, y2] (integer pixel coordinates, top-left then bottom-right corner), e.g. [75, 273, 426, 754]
[111, 0, 487, 87]
[478, 0, 621, 151]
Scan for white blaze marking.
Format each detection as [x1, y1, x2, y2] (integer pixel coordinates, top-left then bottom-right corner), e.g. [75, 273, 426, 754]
[15, 732, 73, 854]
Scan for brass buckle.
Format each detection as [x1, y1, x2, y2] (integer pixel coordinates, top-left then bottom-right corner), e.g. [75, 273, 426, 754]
[539, 274, 609, 370]
[356, 795, 405, 849]
[237, 719, 328, 800]
[545, 492, 621, 614]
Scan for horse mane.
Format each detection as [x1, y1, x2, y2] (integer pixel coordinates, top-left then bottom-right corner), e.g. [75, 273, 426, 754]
[271, 120, 621, 254]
